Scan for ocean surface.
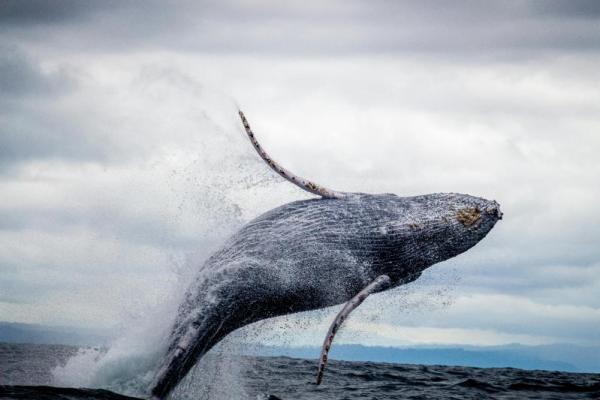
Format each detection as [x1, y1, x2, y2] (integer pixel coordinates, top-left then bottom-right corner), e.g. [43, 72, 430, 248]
[1, 342, 599, 400]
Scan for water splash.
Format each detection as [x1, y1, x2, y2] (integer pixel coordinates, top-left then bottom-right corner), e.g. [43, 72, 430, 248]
[50, 81, 286, 398]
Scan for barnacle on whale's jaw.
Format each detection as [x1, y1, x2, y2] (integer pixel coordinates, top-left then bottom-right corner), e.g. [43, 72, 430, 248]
[456, 207, 482, 227]
[455, 200, 502, 227]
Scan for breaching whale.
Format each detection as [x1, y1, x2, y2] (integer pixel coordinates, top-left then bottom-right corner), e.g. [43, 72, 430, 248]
[149, 111, 502, 399]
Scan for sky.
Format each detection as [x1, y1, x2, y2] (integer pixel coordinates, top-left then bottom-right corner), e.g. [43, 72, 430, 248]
[1, 0, 599, 352]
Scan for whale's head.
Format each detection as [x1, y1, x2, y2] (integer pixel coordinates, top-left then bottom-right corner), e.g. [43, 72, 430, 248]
[238, 110, 502, 283]
[356, 192, 502, 282]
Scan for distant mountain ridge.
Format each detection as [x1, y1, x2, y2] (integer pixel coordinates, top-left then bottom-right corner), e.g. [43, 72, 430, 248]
[252, 344, 598, 373]
[1, 321, 598, 373]
[0, 321, 110, 347]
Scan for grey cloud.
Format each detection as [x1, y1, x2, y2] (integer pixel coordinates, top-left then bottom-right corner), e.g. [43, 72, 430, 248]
[530, 0, 600, 18]
[0, 46, 74, 96]
[1, 1, 600, 57]
[0, 0, 117, 25]
[0, 269, 69, 304]
[0, 47, 94, 165]
[0, 205, 209, 251]
[0, 107, 115, 166]
[0, 57, 245, 168]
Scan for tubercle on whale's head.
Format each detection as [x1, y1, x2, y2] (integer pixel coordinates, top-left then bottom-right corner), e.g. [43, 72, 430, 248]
[352, 192, 502, 279]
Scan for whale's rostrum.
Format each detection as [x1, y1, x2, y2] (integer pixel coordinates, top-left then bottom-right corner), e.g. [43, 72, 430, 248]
[149, 111, 502, 399]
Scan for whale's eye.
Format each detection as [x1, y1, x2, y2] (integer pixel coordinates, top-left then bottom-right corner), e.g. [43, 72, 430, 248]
[456, 207, 481, 227]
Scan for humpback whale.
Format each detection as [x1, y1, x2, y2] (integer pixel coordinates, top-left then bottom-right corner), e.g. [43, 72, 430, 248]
[149, 111, 502, 399]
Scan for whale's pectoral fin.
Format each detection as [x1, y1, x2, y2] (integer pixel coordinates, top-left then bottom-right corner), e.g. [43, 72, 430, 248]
[238, 110, 346, 199]
[315, 274, 392, 385]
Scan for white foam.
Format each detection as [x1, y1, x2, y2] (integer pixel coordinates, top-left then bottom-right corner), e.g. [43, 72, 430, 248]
[49, 88, 287, 398]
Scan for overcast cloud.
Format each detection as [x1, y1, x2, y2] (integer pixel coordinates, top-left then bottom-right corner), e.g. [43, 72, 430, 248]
[1, 1, 599, 353]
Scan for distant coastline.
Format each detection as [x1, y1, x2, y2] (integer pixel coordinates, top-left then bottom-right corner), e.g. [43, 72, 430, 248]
[0, 321, 111, 347]
[251, 344, 591, 373]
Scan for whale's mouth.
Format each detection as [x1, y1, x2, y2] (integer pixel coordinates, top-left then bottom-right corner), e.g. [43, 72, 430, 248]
[486, 200, 503, 220]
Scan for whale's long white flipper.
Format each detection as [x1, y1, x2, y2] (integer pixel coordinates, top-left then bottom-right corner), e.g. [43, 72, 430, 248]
[316, 274, 392, 385]
[239, 110, 346, 199]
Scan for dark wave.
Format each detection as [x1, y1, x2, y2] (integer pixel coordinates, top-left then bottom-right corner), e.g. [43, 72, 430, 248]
[452, 378, 502, 392]
[0, 385, 140, 400]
